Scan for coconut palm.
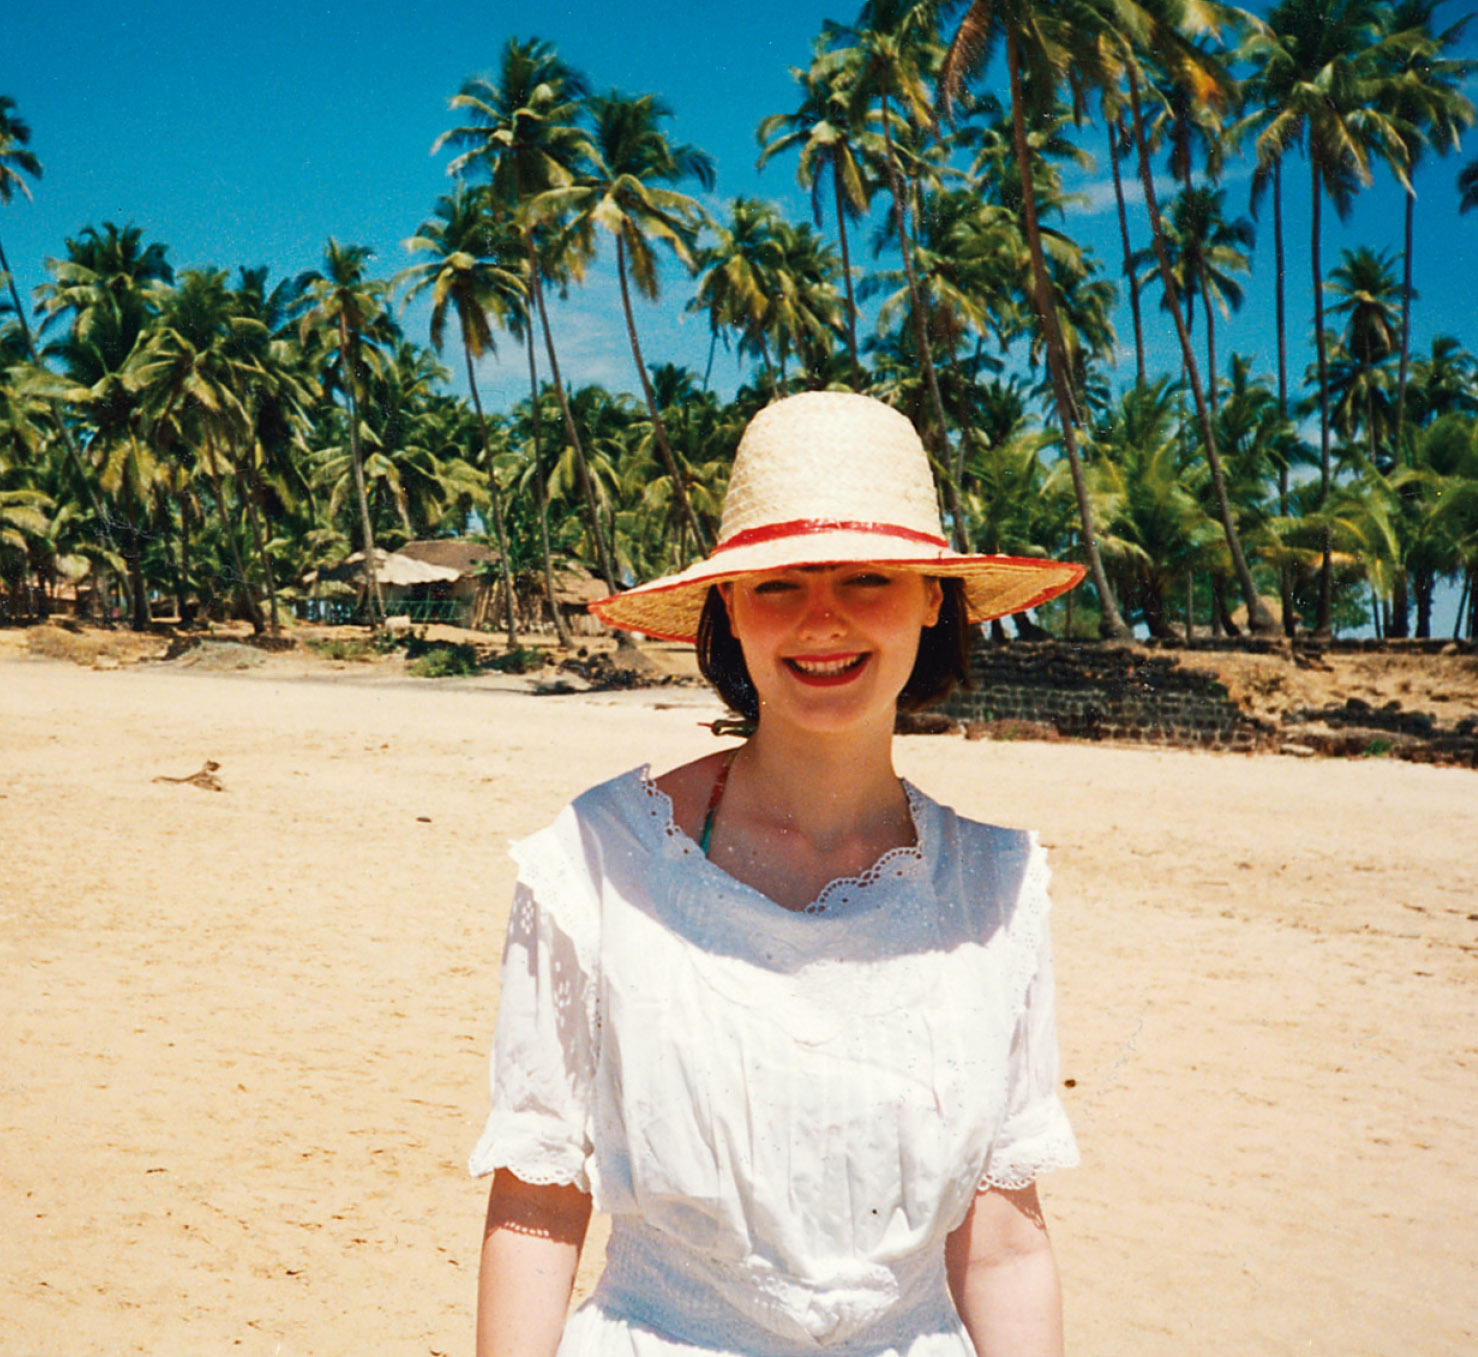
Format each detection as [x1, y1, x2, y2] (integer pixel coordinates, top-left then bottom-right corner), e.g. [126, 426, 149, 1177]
[688, 198, 787, 393]
[1376, 2, 1475, 466]
[399, 185, 525, 643]
[1133, 184, 1254, 415]
[1097, 0, 1280, 636]
[1460, 157, 1478, 213]
[137, 268, 291, 632]
[0, 96, 42, 358]
[766, 218, 847, 387]
[435, 38, 622, 593]
[757, 49, 873, 384]
[32, 223, 177, 628]
[940, 0, 1133, 636]
[1326, 245, 1403, 469]
[1244, 0, 1414, 633]
[826, 0, 960, 475]
[1406, 334, 1478, 425]
[544, 89, 715, 555]
[294, 239, 395, 626]
[1393, 412, 1478, 635]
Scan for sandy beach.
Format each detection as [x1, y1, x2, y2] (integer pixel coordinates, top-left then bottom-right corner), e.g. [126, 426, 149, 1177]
[2, 649, 1474, 1356]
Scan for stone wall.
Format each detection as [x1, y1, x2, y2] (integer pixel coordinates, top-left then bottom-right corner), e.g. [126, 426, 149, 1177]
[939, 640, 1271, 751]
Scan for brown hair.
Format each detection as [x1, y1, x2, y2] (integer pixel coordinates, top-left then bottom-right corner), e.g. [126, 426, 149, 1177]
[695, 577, 971, 725]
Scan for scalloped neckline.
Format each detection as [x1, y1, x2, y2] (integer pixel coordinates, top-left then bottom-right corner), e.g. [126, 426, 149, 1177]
[636, 765, 928, 916]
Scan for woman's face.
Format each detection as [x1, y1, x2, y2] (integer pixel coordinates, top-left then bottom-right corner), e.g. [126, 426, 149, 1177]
[722, 564, 942, 734]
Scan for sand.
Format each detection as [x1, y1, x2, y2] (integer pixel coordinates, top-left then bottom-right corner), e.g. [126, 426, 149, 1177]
[2, 650, 1474, 1356]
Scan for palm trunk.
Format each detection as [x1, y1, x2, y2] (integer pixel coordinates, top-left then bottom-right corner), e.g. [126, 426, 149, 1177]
[1126, 65, 1276, 636]
[946, 382, 977, 553]
[702, 328, 719, 392]
[339, 316, 382, 629]
[178, 488, 195, 624]
[235, 446, 280, 636]
[2, 234, 118, 549]
[153, 482, 184, 625]
[201, 426, 264, 633]
[1008, 30, 1130, 639]
[0, 233, 36, 356]
[1271, 160, 1295, 637]
[1202, 276, 1218, 418]
[1108, 116, 1146, 386]
[1311, 158, 1333, 636]
[120, 480, 150, 632]
[464, 343, 519, 647]
[524, 328, 572, 646]
[879, 94, 956, 480]
[832, 165, 863, 388]
[615, 235, 709, 555]
[526, 237, 619, 592]
[1395, 187, 1415, 466]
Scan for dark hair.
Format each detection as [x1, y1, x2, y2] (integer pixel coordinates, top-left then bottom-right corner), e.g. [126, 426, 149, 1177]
[695, 577, 971, 724]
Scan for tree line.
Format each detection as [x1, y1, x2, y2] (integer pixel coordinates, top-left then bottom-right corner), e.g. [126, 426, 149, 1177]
[3, 0, 1477, 645]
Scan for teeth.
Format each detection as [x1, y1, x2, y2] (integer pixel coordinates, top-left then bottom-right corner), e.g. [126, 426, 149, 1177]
[791, 656, 861, 675]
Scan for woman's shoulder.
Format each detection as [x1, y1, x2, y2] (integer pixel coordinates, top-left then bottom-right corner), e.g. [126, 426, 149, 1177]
[907, 781, 1038, 861]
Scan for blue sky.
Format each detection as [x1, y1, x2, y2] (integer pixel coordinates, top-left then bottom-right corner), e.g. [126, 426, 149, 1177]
[5, 0, 1477, 424]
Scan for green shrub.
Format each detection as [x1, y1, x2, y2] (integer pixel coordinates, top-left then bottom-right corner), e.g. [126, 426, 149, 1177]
[406, 642, 479, 678]
[373, 628, 414, 654]
[307, 638, 374, 662]
[486, 646, 546, 674]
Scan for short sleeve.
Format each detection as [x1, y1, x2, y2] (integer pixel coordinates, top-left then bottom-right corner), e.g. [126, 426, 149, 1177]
[468, 824, 599, 1189]
[979, 853, 1079, 1191]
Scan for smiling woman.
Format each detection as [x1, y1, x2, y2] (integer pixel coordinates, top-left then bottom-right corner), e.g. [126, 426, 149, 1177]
[470, 391, 1086, 1357]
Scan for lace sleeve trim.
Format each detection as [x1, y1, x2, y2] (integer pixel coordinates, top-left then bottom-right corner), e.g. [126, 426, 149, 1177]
[979, 1121, 1080, 1191]
[468, 1119, 593, 1191]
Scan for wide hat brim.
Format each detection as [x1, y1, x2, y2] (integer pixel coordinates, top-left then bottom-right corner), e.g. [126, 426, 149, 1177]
[590, 525, 1086, 644]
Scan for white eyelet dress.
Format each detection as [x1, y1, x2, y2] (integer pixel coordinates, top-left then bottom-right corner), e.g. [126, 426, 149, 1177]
[470, 767, 1078, 1356]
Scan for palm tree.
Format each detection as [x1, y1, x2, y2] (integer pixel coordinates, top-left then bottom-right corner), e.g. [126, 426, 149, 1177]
[1460, 157, 1478, 213]
[1091, 378, 1223, 639]
[757, 49, 873, 385]
[138, 269, 280, 633]
[546, 90, 714, 555]
[940, 0, 1133, 637]
[827, 0, 960, 478]
[399, 185, 525, 643]
[688, 198, 786, 392]
[1099, 0, 1280, 636]
[1377, 1, 1475, 468]
[767, 217, 847, 387]
[295, 239, 394, 627]
[1134, 185, 1254, 416]
[1326, 245, 1402, 467]
[1245, 0, 1414, 633]
[33, 222, 176, 628]
[0, 96, 42, 358]
[435, 38, 622, 594]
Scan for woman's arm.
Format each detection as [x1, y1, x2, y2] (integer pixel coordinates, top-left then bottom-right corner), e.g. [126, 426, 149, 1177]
[945, 1183, 1064, 1357]
[476, 1169, 593, 1357]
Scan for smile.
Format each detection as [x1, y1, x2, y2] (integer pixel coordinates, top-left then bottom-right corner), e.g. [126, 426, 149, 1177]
[784, 653, 870, 685]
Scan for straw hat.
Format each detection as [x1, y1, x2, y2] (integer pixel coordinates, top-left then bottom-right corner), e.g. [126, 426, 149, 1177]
[591, 391, 1084, 642]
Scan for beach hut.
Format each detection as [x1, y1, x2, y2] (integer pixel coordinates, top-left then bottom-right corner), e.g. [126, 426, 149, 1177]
[303, 548, 462, 623]
[394, 539, 504, 627]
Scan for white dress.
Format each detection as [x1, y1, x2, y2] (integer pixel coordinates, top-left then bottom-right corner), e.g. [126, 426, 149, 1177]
[470, 767, 1077, 1356]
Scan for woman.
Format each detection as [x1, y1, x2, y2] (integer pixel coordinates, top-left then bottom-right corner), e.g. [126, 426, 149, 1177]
[471, 392, 1084, 1356]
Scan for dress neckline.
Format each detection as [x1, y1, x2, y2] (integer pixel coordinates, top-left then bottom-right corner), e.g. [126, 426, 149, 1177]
[636, 764, 929, 917]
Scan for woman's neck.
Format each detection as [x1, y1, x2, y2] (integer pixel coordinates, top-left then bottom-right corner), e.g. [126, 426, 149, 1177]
[734, 711, 906, 849]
